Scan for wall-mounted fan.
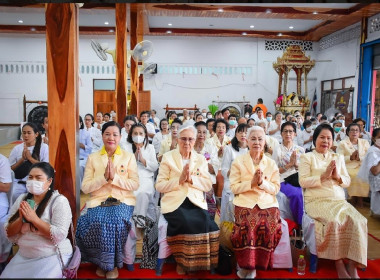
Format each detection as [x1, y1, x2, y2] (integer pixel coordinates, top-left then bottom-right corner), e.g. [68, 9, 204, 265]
[91, 39, 153, 67]
[131, 40, 153, 62]
[140, 63, 157, 79]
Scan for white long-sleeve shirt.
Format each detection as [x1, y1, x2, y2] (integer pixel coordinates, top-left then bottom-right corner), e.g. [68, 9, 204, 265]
[5, 191, 73, 258]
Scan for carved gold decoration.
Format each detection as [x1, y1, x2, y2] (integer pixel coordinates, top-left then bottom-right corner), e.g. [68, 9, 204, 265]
[273, 45, 315, 116]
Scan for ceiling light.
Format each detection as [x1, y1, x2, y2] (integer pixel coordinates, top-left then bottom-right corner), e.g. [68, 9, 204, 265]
[18, 20, 23, 24]
[30, 27, 36, 31]
[266, 9, 272, 13]
[242, 32, 247, 36]
[278, 33, 283, 36]
[109, 29, 114, 32]
[313, 11, 318, 15]
[168, 23, 172, 26]
[250, 25, 254, 28]
[104, 21, 109, 25]
[289, 26, 294, 29]
[166, 30, 172, 34]
[218, 8, 224, 12]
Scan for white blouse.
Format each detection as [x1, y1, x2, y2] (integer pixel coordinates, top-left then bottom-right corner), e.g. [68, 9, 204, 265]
[152, 132, 170, 154]
[85, 126, 102, 153]
[5, 191, 73, 259]
[272, 143, 305, 182]
[0, 154, 12, 208]
[221, 145, 249, 186]
[124, 142, 159, 178]
[8, 143, 49, 181]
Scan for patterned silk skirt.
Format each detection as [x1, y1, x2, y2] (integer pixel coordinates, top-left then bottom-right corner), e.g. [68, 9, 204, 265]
[231, 205, 282, 270]
[305, 197, 367, 267]
[76, 203, 134, 272]
[163, 198, 220, 272]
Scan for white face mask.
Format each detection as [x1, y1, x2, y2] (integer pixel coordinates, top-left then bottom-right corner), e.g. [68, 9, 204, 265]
[207, 115, 212, 119]
[306, 127, 312, 133]
[132, 135, 145, 144]
[202, 113, 206, 117]
[375, 139, 380, 146]
[245, 114, 250, 118]
[26, 180, 47, 195]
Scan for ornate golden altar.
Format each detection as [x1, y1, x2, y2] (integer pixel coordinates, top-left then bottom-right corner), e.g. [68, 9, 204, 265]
[273, 45, 315, 115]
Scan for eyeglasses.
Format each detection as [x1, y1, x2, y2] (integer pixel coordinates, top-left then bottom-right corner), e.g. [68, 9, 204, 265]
[282, 130, 295, 134]
[178, 137, 195, 143]
[349, 129, 360, 133]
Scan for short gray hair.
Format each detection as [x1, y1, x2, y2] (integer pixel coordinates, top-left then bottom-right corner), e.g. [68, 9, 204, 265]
[178, 124, 197, 137]
[247, 126, 265, 138]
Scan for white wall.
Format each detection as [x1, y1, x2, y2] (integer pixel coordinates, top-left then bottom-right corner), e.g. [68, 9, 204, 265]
[315, 23, 361, 117]
[0, 28, 360, 123]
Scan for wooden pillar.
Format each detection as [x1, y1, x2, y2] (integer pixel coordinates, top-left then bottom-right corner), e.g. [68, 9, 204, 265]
[45, 3, 79, 225]
[115, 3, 128, 126]
[129, 4, 145, 116]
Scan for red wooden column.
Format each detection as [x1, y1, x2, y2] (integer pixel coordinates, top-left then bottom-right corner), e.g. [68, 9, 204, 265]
[45, 3, 79, 225]
[115, 3, 128, 126]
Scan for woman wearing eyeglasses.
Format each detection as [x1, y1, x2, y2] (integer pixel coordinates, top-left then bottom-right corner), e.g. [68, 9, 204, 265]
[337, 123, 370, 208]
[272, 121, 305, 225]
[156, 124, 219, 275]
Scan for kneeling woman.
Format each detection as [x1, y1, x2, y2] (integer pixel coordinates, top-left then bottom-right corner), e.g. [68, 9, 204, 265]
[156, 125, 219, 274]
[229, 126, 282, 279]
[1, 162, 72, 278]
[299, 124, 367, 279]
[76, 121, 139, 278]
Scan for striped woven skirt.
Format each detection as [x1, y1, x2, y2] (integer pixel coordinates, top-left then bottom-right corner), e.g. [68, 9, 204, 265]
[76, 203, 134, 272]
[231, 205, 282, 270]
[164, 198, 220, 272]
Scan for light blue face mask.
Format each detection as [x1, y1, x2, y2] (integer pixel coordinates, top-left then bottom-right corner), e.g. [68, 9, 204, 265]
[267, 117, 272, 122]
[229, 120, 237, 126]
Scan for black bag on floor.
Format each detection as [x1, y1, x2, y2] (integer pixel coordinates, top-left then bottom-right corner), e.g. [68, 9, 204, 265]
[216, 245, 233, 275]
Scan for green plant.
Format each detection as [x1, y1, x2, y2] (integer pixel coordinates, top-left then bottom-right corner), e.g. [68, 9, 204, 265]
[208, 104, 219, 115]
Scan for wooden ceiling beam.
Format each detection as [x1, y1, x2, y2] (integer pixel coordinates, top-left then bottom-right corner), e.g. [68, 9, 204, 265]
[148, 28, 305, 40]
[0, 24, 116, 35]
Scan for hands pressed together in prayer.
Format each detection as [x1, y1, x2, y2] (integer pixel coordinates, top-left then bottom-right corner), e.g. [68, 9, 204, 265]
[350, 150, 360, 161]
[251, 168, 263, 188]
[320, 160, 342, 184]
[179, 164, 193, 185]
[104, 157, 115, 183]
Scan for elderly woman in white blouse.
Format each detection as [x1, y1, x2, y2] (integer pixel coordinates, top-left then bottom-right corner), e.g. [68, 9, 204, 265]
[1, 162, 72, 278]
[220, 123, 249, 222]
[268, 111, 283, 144]
[0, 155, 12, 273]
